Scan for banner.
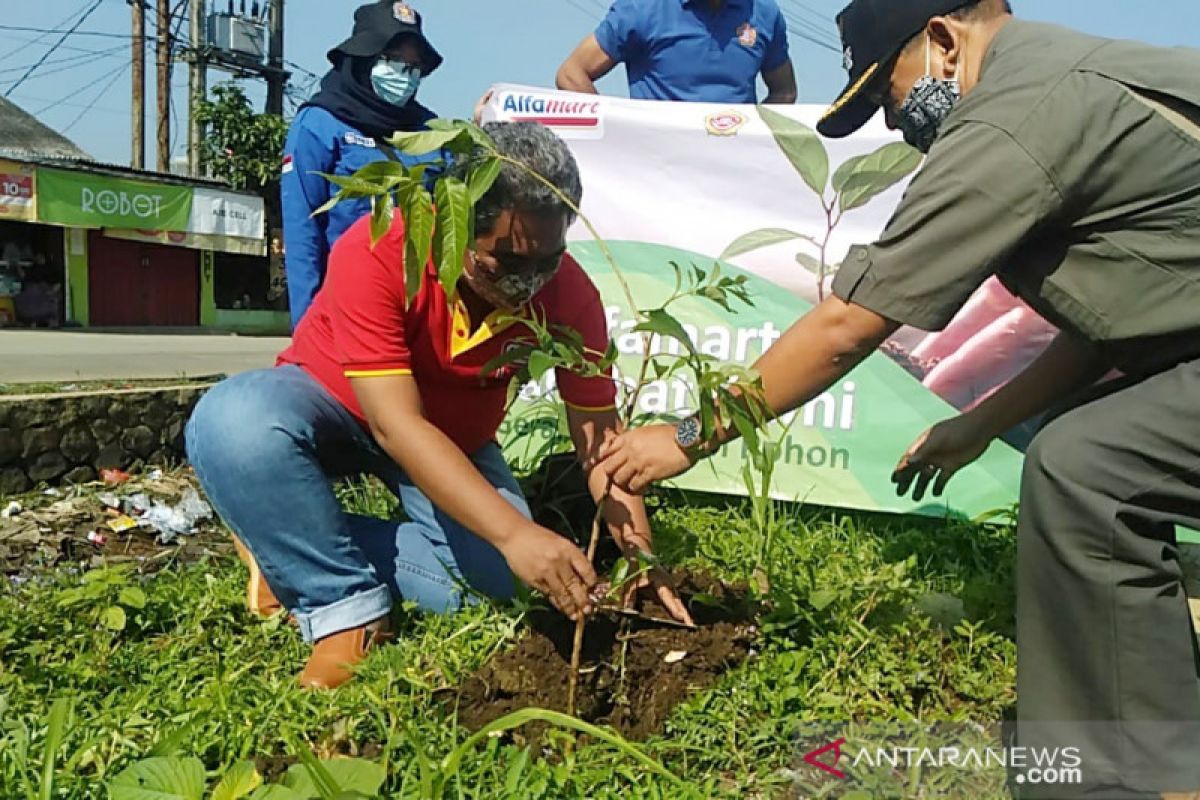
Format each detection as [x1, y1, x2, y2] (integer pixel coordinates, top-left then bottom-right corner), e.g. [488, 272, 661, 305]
[37, 168, 193, 232]
[190, 187, 265, 240]
[0, 159, 35, 222]
[103, 228, 266, 257]
[484, 85, 1040, 518]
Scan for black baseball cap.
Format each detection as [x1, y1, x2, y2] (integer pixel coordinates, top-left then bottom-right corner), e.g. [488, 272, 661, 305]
[817, 0, 973, 138]
[328, 1, 443, 76]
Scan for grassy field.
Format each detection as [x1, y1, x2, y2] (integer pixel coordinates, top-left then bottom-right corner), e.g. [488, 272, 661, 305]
[0, 479, 1019, 798]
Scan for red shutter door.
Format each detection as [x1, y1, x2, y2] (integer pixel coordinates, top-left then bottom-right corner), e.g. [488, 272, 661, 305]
[88, 233, 199, 326]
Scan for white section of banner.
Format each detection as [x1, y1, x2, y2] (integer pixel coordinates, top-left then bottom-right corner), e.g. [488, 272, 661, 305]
[189, 187, 265, 241]
[483, 84, 1056, 428]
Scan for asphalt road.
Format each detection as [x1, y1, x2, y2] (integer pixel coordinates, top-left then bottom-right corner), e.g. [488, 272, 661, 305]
[0, 330, 289, 383]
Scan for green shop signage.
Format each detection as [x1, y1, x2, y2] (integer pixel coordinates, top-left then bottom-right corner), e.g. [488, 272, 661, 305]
[37, 168, 193, 231]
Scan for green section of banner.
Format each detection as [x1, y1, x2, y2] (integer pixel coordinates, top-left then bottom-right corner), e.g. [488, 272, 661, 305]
[37, 168, 193, 231]
[500, 240, 1024, 520]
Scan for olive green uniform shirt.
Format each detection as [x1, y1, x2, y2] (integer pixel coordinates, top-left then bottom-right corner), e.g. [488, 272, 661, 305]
[833, 20, 1200, 376]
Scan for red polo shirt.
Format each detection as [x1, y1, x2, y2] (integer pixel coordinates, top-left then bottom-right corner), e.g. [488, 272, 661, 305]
[278, 214, 617, 454]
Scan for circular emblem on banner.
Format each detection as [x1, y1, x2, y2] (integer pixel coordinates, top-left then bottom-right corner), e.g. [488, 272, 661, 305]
[705, 110, 748, 137]
[737, 22, 758, 48]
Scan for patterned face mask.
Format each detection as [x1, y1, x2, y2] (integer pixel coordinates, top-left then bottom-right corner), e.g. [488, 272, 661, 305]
[896, 35, 961, 154]
[463, 251, 559, 311]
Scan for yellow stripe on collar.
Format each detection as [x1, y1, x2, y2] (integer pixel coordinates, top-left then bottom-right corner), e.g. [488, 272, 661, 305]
[820, 62, 880, 122]
[450, 299, 518, 359]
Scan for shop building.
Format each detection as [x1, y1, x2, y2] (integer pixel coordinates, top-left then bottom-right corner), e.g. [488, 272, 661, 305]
[0, 96, 285, 334]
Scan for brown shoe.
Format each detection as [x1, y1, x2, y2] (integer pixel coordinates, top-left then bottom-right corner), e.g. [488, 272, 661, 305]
[298, 617, 393, 690]
[230, 534, 283, 618]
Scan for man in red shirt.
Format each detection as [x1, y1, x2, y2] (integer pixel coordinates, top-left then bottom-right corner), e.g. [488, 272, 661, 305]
[186, 122, 690, 688]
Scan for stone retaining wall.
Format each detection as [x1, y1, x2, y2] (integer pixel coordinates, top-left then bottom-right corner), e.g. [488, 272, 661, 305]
[0, 386, 211, 496]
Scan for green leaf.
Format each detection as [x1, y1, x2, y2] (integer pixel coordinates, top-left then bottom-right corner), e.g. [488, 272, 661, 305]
[101, 605, 127, 631]
[633, 309, 696, 357]
[397, 183, 435, 308]
[441, 708, 681, 787]
[40, 699, 71, 800]
[527, 351, 556, 382]
[319, 174, 383, 196]
[610, 558, 631, 588]
[833, 141, 923, 213]
[282, 760, 385, 800]
[212, 762, 262, 800]
[343, 159, 410, 184]
[466, 158, 503, 205]
[118, 586, 147, 610]
[758, 106, 829, 196]
[809, 589, 838, 611]
[503, 748, 531, 796]
[795, 252, 823, 275]
[720, 228, 816, 261]
[368, 192, 394, 246]
[108, 757, 206, 800]
[481, 344, 534, 376]
[385, 128, 467, 156]
[432, 177, 472, 297]
[247, 788, 305, 800]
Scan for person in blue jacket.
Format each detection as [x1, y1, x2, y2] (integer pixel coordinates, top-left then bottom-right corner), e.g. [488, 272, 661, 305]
[282, 1, 445, 329]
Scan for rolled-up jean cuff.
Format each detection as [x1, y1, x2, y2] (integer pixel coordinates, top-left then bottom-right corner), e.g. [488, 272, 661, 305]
[293, 584, 393, 643]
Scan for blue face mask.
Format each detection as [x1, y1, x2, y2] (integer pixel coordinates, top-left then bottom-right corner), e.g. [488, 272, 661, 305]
[370, 59, 422, 107]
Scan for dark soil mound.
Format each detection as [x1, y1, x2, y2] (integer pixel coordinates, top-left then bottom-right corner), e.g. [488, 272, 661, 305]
[456, 572, 758, 741]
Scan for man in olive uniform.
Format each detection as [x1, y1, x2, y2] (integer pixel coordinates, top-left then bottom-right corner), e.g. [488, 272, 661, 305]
[597, 0, 1200, 796]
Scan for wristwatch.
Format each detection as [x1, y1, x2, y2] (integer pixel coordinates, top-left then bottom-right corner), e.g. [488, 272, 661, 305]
[674, 414, 703, 453]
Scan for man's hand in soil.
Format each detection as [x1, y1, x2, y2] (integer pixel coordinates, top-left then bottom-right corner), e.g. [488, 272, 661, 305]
[501, 523, 598, 621]
[597, 424, 694, 495]
[615, 530, 694, 627]
[568, 408, 693, 626]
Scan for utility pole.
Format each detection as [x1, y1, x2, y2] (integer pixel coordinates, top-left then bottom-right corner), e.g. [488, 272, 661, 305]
[188, 0, 207, 177]
[131, 2, 146, 170]
[265, 0, 286, 116]
[155, 0, 172, 173]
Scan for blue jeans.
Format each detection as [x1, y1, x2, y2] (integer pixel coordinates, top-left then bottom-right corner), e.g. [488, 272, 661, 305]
[185, 365, 523, 643]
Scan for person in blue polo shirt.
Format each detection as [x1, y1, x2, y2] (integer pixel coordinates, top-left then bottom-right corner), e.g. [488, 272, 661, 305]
[556, 0, 797, 104]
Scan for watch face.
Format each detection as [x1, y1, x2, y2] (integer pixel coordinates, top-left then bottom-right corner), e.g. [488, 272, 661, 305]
[675, 415, 702, 449]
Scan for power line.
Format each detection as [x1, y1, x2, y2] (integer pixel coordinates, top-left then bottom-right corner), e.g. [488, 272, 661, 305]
[0, 2, 94, 65]
[0, 44, 127, 77]
[32, 59, 131, 115]
[562, 0, 602, 23]
[0, 25, 142, 42]
[62, 62, 130, 133]
[4, 0, 106, 97]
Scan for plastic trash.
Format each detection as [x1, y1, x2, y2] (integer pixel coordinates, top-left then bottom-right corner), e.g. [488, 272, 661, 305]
[87, 530, 109, 548]
[123, 494, 153, 515]
[1, 501, 21, 519]
[96, 492, 121, 510]
[137, 488, 213, 544]
[148, 469, 164, 481]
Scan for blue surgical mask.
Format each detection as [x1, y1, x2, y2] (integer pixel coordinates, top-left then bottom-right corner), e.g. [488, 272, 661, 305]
[896, 36, 960, 154]
[370, 59, 422, 107]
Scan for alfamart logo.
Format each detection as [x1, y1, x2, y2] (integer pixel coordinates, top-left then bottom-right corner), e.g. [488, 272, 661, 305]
[801, 737, 1085, 790]
[81, 187, 166, 220]
[500, 93, 604, 138]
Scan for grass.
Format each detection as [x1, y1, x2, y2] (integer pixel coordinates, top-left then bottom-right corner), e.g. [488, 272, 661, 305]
[0, 481, 1018, 799]
[0, 378, 219, 397]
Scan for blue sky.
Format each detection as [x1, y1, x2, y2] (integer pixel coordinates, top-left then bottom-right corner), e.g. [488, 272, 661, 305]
[3, 0, 1200, 167]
